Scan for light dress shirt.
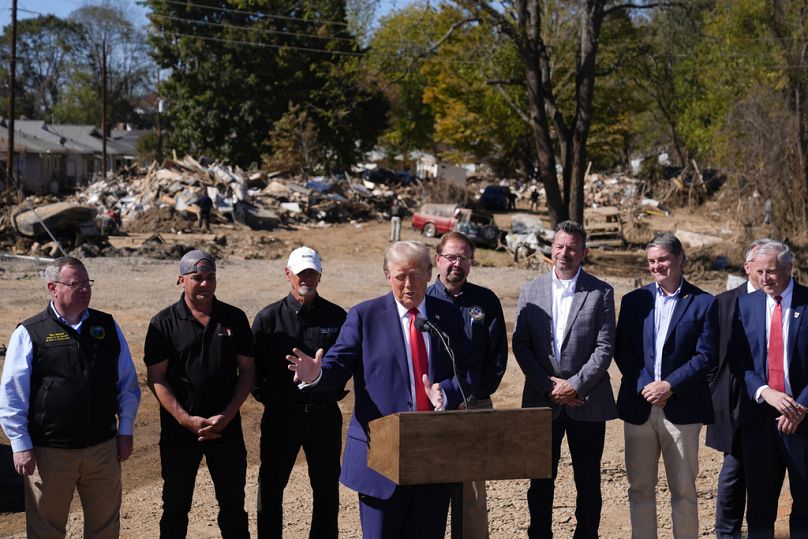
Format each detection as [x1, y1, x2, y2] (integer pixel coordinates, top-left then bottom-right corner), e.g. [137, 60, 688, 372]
[653, 280, 683, 381]
[551, 267, 581, 361]
[0, 302, 141, 453]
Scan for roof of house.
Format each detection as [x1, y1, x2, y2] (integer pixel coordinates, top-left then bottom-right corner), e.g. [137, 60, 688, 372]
[0, 124, 70, 154]
[46, 124, 131, 156]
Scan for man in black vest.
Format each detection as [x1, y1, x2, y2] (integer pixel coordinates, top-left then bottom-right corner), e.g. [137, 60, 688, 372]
[0, 256, 141, 538]
[145, 249, 255, 539]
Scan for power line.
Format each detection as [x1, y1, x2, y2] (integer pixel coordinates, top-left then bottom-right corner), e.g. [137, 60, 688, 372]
[159, 30, 364, 56]
[156, 0, 350, 28]
[151, 12, 356, 43]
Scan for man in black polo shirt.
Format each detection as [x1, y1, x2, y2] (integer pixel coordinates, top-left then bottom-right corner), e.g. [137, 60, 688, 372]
[426, 231, 508, 539]
[252, 246, 347, 539]
[144, 249, 255, 539]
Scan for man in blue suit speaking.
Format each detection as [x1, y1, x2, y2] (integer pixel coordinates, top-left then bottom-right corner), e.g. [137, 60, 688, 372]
[731, 240, 808, 539]
[287, 241, 476, 538]
[615, 232, 718, 538]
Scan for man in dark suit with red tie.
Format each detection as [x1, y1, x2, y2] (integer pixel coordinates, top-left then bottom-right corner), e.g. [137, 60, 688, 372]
[707, 238, 771, 539]
[732, 240, 808, 539]
[287, 241, 476, 538]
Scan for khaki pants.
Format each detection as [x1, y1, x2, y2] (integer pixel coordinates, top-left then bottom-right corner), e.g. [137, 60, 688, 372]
[24, 438, 121, 539]
[624, 406, 701, 539]
[462, 397, 492, 539]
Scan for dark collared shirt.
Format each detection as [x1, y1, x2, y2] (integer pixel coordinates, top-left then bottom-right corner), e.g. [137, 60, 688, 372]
[252, 293, 347, 404]
[427, 277, 508, 400]
[144, 294, 254, 442]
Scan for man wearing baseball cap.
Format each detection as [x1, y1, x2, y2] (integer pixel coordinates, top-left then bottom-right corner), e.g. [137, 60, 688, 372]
[145, 249, 255, 538]
[252, 246, 347, 538]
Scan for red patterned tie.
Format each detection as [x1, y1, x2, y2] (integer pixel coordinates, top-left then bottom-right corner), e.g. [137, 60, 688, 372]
[408, 308, 432, 411]
[768, 295, 785, 393]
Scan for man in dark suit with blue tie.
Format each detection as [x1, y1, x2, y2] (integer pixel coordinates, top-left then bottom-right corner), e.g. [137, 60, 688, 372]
[707, 238, 771, 539]
[287, 241, 476, 538]
[731, 240, 808, 539]
[615, 232, 718, 538]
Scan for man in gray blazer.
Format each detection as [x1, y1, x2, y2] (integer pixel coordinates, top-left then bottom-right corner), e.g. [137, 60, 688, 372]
[513, 220, 617, 539]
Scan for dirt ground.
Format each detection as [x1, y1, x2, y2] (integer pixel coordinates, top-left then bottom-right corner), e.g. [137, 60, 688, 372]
[0, 216, 793, 538]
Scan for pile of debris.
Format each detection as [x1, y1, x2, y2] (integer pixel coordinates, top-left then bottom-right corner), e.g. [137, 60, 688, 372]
[0, 154, 431, 259]
[79, 154, 424, 233]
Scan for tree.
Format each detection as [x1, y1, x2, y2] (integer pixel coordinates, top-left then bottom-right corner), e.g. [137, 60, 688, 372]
[0, 16, 85, 119]
[146, 0, 387, 168]
[446, 0, 663, 225]
[67, 0, 155, 128]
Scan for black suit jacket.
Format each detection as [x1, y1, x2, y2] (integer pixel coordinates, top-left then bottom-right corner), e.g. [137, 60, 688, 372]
[706, 283, 747, 452]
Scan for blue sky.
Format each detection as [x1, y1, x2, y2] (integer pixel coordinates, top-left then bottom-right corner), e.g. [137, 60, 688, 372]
[0, 0, 404, 32]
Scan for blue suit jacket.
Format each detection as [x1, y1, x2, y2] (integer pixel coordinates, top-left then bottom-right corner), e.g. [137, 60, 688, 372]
[732, 282, 808, 434]
[314, 292, 475, 500]
[615, 280, 718, 425]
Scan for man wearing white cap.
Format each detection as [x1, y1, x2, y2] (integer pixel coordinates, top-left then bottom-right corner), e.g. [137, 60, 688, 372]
[252, 246, 347, 539]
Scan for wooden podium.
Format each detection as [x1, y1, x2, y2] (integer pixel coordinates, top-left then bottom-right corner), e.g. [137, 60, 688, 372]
[368, 407, 552, 536]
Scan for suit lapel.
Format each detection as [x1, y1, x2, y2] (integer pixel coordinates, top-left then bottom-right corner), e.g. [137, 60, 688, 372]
[643, 285, 656, 355]
[425, 296, 444, 379]
[664, 281, 694, 344]
[383, 293, 411, 385]
[560, 271, 588, 349]
[788, 283, 807, 361]
[540, 272, 563, 374]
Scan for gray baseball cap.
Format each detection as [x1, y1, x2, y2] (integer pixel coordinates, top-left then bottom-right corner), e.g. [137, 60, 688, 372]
[179, 249, 216, 275]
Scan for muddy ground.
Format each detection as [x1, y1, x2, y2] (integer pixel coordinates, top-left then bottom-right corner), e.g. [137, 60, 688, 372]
[0, 215, 793, 538]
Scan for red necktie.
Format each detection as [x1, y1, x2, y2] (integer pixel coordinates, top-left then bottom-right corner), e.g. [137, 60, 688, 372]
[768, 295, 785, 393]
[408, 308, 432, 411]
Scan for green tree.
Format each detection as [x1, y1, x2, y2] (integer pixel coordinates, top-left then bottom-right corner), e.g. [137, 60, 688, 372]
[66, 1, 155, 128]
[146, 0, 387, 168]
[442, 0, 664, 225]
[0, 15, 85, 119]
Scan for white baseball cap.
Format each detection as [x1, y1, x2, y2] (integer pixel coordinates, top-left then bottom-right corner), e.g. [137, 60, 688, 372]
[287, 246, 322, 274]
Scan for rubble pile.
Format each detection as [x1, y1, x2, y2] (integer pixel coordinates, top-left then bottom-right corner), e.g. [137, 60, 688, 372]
[76, 154, 427, 233]
[0, 154, 429, 259]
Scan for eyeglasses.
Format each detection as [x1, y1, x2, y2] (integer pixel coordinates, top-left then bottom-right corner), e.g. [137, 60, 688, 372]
[438, 253, 472, 264]
[54, 280, 94, 289]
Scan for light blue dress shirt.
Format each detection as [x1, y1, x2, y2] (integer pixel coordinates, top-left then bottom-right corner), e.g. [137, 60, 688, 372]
[653, 280, 683, 381]
[0, 302, 141, 452]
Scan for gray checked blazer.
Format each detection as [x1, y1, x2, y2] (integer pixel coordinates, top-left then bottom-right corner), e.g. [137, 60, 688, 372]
[512, 269, 618, 421]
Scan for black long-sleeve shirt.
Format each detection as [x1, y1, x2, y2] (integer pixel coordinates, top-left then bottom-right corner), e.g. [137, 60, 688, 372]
[251, 293, 347, 405]
[427, 278, 508, 400]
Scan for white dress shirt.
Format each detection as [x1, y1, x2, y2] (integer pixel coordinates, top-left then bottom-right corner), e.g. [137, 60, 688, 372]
[755, 278, 794, 401]
[653, 280, 683, 381]
[551, 267, 580, 361]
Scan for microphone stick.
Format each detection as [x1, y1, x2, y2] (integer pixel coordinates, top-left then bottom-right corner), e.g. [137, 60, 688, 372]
[415, 317, 469, 410]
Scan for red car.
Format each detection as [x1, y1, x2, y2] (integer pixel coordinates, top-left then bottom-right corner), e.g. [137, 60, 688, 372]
[411, 204, 501, 247]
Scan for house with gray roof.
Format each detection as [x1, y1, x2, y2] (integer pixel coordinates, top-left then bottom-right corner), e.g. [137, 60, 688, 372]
[0, 119, 150, 194]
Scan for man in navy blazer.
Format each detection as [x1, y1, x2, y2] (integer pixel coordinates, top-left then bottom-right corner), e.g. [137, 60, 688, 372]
[731, 240, 808, 539]
[706, 238, 771, 539]
[615, 232, 718, 538]
[288, 241, 476, 538]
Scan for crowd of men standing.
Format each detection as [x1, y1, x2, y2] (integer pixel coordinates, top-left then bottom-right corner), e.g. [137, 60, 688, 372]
[0, 221, 806, 539]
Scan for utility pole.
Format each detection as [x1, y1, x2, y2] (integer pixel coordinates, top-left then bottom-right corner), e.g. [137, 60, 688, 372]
[156, 70, 163, 164]
[6, 0, 17, 187]
[101, 37, 107, 180]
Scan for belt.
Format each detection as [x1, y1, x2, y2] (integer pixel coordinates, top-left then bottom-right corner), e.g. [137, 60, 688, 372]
[303, 402, 334, 412]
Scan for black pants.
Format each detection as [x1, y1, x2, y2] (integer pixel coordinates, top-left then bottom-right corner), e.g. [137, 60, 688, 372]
[257, 401, 343, 539]
[159, 435, 248, 539]
[527, 410, 606, 539]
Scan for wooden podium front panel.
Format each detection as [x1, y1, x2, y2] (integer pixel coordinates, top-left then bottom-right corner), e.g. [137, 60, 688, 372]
[368, 407, 551, 485]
